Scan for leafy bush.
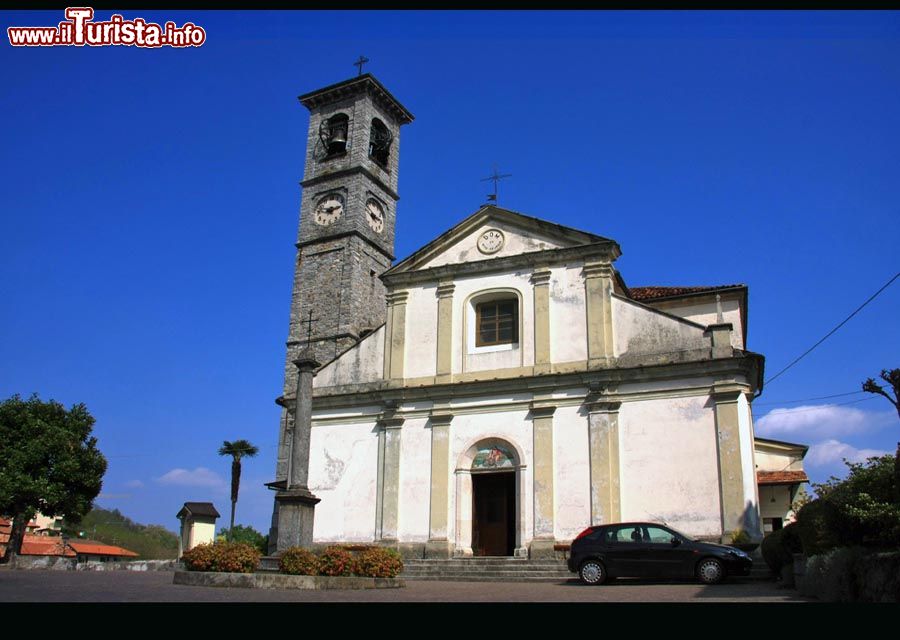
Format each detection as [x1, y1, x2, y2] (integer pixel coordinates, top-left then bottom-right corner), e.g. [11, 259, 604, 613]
[181, 541, 260, 573]
[217, 525, 268, 555]
[318, 546, 355, 576]
[799, 547, 866, 602]
[730, 529, 751, 545]
[796, 455, 900, 555]
[279, 547, 320, 576]
[761, 525, 801, 575]
[354, 547, 403, 578]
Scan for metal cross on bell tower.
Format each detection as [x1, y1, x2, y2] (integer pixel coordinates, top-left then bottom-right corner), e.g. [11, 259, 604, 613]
[299, 309, 318, 352]
[481, 165, 512, 205]
[353, 55, 369, 76]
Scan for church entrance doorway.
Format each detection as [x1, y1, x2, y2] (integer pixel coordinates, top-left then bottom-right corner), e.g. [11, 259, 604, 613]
[472, 471, 516, 556]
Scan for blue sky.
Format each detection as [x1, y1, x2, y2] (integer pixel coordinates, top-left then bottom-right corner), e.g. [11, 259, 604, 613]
[2, 10, 899, 535]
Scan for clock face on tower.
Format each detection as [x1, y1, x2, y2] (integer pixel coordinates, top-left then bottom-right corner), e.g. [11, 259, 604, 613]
[366, 198, 385, 233]
[477, 228, 505, 254]
[314, 193, 344, 226]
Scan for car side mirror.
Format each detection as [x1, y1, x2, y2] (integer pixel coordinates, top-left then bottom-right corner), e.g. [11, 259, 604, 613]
[670, 537, 681, 546]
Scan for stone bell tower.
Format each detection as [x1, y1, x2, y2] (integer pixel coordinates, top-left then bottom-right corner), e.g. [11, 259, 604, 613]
[268, 74, 413, 550]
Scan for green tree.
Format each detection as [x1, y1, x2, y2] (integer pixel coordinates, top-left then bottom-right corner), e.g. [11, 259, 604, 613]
[0, 394, 107, 564]
[797, 455, 900, 553]
[216, 524, 268, 554]
[217, 439, 259, 540]
[862, 368, 900, 420]
[861, 367, 900, 503]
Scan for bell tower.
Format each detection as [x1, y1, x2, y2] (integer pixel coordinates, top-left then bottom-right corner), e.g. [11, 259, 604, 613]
[285, 74, 413, 373]
[272, 74, 413, 486]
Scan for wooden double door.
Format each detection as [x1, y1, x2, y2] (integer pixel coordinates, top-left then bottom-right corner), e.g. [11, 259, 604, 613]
[472, 472, 516, 556]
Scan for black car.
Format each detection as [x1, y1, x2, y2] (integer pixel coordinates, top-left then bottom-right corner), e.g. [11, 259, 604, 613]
[567, 522, 752, 585]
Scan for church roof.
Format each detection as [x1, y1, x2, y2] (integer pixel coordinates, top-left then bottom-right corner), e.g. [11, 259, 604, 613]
[628, 284, 745, 301]
[298, 73, 414, 125]
[757, 470, 809, 485]
[384, 205, 617, 277]
[176, 502, 220, 519]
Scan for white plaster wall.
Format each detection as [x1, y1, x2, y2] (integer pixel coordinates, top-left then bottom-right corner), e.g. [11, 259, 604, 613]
[397, 417, 432, 542]
[618, 395, 722, 537]
[309, 421, 379, 542]
[612, 296, 710, 360]
[549, 264, 588, 364]
[754, 447, 804, 472]
[191, 521, 216, 548]
[759, 485, 794, 522]
[737, 392, 761, 532]
[314, 327, 385, 388]
[420, 220, 567, 270]
[447, 408, 534, 545]
[403, 283, 438, 379]
[552, 404, 591, 541]
[452, 270, 534, 373]
[653, 297, 745, 350]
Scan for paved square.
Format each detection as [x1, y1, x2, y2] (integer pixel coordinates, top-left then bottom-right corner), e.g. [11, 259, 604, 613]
[0, 571, 810, 602]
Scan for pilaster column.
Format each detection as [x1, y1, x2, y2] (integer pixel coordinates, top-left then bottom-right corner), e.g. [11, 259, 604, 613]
[425, 402, 453, 558]
[275, 353, 322, 552]
[383, 290, 409, 380]
[712, 385, 746, 538]
[707, 323, 734, 359]
[375, 404, 404, 542]
[435, 281, 455, 382]
[531, 267, 552, 375]
[586, 399, 622, 525]
[584, 260, 615, 367]
[530, 397, 557, 558]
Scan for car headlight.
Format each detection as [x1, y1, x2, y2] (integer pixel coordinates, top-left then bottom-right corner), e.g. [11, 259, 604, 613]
[728, 549, 750, 559]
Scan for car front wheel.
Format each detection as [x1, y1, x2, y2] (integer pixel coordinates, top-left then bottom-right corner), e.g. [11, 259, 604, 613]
[579, 559, 607, 585]
[697, 558, 725, 585]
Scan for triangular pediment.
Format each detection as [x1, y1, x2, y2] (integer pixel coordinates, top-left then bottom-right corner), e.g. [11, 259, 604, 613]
[385, 206, 614, 275]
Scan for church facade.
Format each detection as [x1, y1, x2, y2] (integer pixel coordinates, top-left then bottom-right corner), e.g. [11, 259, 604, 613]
[267, 74, 796, 558]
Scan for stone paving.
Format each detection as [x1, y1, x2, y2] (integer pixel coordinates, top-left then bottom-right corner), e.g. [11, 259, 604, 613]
[0, 570, 811, 602]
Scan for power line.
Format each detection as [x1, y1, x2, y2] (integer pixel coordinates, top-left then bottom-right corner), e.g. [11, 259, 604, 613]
[765, 271, 900, 386]
[754, 390, 867, 406]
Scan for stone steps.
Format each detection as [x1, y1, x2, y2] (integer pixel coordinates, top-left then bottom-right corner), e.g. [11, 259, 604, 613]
[401, 558, 573, 582]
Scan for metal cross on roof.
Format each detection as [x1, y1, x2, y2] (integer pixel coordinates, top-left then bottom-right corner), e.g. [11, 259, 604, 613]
[353, 55, 369, 76]
[300, 309, 318, 346]
[480, 165, 512, 204]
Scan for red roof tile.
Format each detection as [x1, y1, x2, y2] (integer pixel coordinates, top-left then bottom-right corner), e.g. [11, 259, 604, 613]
[0, 535, 77, 557]
[68, 540, 138, 557]
[757, 470, 809, 485]
[629, 285, 744, 301]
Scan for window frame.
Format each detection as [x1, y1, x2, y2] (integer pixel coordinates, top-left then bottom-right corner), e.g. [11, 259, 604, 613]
[475, 299, 519, 347]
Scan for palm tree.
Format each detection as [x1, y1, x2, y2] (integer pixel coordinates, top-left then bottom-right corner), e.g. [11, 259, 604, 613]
[217, 439, 259, 540]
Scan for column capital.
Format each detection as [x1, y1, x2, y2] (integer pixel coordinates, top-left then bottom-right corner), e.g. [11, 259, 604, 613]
[587, 400, 622, 414]
[436, 281, 456, 299]
[377, 403, 405, 429]
[386, 290, 409, 306]
[429, 411, 454, 427]
[529, 402, 557, 418]
[292, 353, 321, 373]
[583, 261, 614, 279]
[711, 383, 749, 403]
[530, 267, 552, 286]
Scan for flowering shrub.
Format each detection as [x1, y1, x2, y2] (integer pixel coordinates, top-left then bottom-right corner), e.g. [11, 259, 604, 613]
[181, 541, 261, 573]
[318, 546, 355, 576]
[354, 547, 403, 578]
[279, 547, 320, 576]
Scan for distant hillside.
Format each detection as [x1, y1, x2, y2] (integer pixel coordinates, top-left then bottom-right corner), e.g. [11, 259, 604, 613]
[63, 507, 179, 560]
